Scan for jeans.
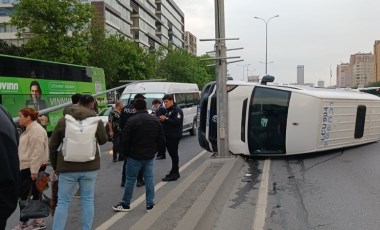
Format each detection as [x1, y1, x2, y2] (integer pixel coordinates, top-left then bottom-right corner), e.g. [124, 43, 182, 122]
[53, 171, 97, 230]
[122, 157, 154, 207]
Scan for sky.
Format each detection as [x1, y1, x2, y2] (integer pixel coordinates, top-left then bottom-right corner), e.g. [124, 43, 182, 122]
[174, 0, 380, 86]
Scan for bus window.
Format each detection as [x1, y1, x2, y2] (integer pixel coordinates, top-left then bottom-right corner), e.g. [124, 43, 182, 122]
[248, 87, 290, 154]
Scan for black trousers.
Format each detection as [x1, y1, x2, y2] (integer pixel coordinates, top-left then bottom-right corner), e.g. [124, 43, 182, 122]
[166, 137, 181, 174]
[112, 133, 121, 161]
[156, 142, 166, 158]
[19, 165, 46, 222]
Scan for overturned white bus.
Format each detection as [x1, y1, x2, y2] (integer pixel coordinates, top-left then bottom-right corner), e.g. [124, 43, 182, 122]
[198, 78, 380, 156]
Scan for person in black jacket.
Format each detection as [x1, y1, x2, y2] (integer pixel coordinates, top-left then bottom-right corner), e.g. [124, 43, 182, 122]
[159, 94, 184, 182]
[112, 99, 164, 212]
[152, 99, 167, 159]
[0, 105, 20, 229]
[119, 94, 146, 187]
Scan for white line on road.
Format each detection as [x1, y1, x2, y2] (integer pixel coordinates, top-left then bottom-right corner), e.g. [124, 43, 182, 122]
[95, 150, 208, 230]
[252, 159, 271, 230]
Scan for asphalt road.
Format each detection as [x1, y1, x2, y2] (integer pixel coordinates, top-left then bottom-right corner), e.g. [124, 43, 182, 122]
[6, 132, 206, 230]
[7, 136, 380, 230]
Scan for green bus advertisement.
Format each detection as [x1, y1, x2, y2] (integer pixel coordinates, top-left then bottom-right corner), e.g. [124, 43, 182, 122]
[0, 54, 107, 132]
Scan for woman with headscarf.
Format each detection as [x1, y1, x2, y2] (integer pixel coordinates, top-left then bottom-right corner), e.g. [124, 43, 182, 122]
[12, 108, 49, 230]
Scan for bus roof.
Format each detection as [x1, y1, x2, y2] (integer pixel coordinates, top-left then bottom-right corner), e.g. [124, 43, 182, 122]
[0, 54, 101, 69]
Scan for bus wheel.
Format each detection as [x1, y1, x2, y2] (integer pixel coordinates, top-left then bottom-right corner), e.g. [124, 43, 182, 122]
[189, 120, 197, 136]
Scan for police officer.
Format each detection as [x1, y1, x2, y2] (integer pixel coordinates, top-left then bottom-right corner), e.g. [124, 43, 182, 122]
[119, 94, 146, 187]
[152, 99, 167, 159]
[159, 94, 183, 181]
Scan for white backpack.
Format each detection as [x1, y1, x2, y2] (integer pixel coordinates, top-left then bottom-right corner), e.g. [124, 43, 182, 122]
[61, 114, 101, 162]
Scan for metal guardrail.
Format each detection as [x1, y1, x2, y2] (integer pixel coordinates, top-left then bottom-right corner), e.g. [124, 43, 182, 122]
[11, 79, 167, 123]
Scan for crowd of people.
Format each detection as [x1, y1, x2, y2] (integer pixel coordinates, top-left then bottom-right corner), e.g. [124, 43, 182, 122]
[0, 91, 184, 230]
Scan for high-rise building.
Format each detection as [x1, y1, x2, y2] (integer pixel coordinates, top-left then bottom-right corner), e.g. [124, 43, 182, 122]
[0, 0, 185, 51]
[184, 31, 197, 55]
[336, 63, 350, 88]
[374, 40, 380, 82]
[349, 52, 374, 87]
[297, 65, 304, 85]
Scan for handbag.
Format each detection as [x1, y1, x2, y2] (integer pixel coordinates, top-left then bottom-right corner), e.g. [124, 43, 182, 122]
[19, 185, 51, 219]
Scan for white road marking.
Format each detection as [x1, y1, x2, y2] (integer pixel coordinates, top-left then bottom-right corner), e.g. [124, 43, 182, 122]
[252, 159, 271, 230]
[95, 150, 208, 230]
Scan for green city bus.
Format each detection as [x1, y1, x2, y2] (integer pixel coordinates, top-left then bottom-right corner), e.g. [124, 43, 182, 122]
[0, 54, 107, 132]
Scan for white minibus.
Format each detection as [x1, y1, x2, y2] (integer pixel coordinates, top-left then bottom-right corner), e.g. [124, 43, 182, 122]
[120, 82, 200, 135]
[198, 78, 380, 155]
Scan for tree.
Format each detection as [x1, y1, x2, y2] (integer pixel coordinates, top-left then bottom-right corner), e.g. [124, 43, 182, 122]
[157, 48, 215, 88]
[88, 29, 158, 88]
[0, 39, 24, 56]
[10, 0, 94, 65]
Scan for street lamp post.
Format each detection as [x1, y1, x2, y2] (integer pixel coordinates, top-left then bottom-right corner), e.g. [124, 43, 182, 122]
[254, 15, 279, 75]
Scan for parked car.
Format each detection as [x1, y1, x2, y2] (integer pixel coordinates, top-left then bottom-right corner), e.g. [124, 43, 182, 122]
[97, 105, 114, 127]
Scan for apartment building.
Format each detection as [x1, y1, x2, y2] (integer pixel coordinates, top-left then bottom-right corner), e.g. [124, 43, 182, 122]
[184, 31, 197, 55]
[0, 0, 185, 51]
[336, 63, 350, 88]
[374, 40, 380, 82]
[349, 52, 374, 87]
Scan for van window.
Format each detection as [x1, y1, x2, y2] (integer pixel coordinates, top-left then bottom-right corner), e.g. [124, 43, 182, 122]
[248, 87, 290, 154]
[174, 92, 200, 108]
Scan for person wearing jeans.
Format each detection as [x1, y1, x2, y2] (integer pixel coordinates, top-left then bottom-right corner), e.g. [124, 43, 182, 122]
[122, 158, 154, 208]
[49, 95, 108, 230]
[52, 171, 97, 230]
[113, 99, 164, 212]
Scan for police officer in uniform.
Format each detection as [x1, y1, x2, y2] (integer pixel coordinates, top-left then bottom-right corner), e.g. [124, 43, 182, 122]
[159, 94, 183, 181]
[119, 94, 146, 187]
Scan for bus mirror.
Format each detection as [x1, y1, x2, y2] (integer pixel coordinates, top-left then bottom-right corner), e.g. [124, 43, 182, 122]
[261, 75, 275, 85]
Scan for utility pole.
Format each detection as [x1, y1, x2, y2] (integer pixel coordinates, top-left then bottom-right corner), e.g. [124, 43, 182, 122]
[214, 0, 229, 157]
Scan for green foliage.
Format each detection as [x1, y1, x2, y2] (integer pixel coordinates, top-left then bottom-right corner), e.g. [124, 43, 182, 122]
[156, 48, 215, 88]
[367, 81, 380, 87]
[10, 0, 93, 64]
[88, 28, 157, 88]
[0, 39, 25, 56]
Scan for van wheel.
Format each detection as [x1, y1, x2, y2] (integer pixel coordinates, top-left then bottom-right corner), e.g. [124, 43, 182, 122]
[189, 120, 197, 136]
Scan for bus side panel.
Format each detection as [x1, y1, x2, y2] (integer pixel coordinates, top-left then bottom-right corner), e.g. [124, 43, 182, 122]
[228, 85, 254, 155]
[285, 93, 321, 154]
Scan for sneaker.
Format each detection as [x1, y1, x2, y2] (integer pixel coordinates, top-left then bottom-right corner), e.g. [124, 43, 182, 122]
[146, 204, 155, 212]
[136, 180, 145, 187]
[12, 221, 28, 230]
[162, 173, 178, 182]
[27, 220, 46, 230]
[73, 189, 81, 198]
[112, 202, 131, 212]
[113, 159, 117, 162]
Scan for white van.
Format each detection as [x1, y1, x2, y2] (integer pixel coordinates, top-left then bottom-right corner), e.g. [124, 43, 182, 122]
[198, 80, 380, 155]
[120, 82, 200, 135]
